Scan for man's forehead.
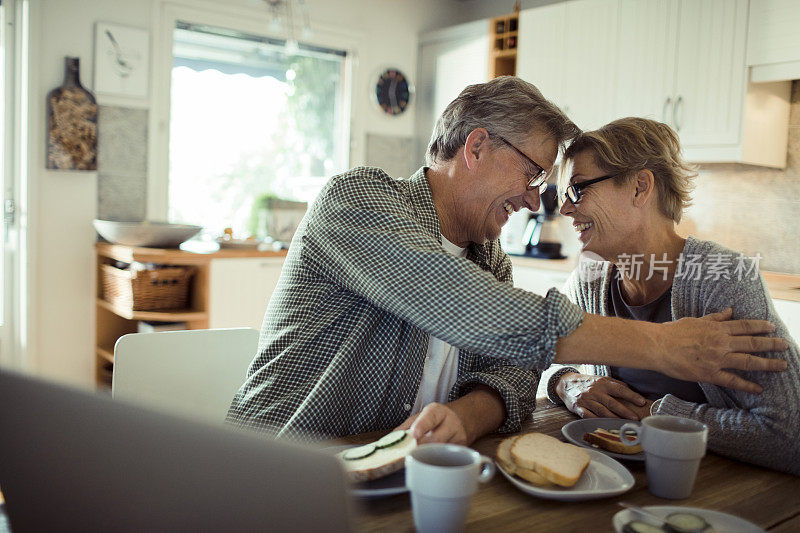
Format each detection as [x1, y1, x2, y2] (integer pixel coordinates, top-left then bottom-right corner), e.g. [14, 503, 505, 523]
[520, 130, 558, 167]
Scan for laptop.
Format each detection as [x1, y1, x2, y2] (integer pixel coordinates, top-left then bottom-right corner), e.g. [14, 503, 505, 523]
[0, 370, 352, 532]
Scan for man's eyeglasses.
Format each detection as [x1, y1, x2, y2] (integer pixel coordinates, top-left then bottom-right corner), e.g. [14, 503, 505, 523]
[491, 133, 548, 193]
[563, 174, 617, 204]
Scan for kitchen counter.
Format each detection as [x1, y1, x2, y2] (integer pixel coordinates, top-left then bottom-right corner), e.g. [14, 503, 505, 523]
[509, 255, 800, 303]
[95, 242, 288, 265]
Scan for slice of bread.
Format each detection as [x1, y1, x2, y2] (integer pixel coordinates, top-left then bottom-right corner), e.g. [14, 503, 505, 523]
[510, 433, 590, 487]
[338, 430, 417, 482]
[496, 436, 519, 474]
[514, 466, 550, 487]
[583, 428, 642, 454]
[496, 436, 551, 486]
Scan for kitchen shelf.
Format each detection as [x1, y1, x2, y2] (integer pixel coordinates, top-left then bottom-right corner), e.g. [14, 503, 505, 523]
[492, 49, 519, 59]
[97, 346, 114, 364]
[489, 9, 520, 78]
[94, 242, 287, 390]
[96, 298, 207, 322]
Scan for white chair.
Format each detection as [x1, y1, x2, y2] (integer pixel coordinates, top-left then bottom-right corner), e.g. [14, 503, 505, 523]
[112, 328, 259, 423]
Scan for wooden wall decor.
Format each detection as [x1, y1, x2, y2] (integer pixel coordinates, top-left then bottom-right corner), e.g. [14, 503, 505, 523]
[46, 57, 98, 170]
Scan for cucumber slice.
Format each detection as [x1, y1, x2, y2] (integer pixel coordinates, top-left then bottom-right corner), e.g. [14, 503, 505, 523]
[622, 521, 666, 533]
[375, 430, 407, 449]
[342, 443, 376, 461]
[665, 512, 710, 533]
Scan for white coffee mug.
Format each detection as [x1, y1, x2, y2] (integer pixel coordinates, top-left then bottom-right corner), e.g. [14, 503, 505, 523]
[405, 443, 495, 533]
[621, 415, 708, 499]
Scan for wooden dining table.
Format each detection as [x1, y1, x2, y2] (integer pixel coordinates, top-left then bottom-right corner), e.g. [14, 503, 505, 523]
[335, 401, 800, 532]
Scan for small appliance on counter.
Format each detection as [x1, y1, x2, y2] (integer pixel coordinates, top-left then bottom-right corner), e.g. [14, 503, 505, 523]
[500, 184, 566, 259]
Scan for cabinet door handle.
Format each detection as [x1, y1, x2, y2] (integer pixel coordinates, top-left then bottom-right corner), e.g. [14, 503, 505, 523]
[673, 95, 684, 132]
[662, 97, 672, 124]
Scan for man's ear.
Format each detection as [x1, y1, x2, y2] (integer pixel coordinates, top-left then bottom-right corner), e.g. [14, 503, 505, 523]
[633, 169, 655, 207]
[463, 128, 490, 170]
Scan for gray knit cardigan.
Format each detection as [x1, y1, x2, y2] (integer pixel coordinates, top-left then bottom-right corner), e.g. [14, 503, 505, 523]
[542, 236, 800, 475]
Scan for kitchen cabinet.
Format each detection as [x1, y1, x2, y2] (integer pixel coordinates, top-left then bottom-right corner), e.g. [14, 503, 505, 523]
[510, 257, 575, 296]
[517, 3, 566, 108]
[208, 257, 284, 330]
[616, 0, 749, 149]
[520, 0, 790, 168]
[517, 0, 619, 131]
[773, 299, 800, 346]
[747, 0, 800, 82]
[561, 0, 619, 131]
[94, 243, 286, 389]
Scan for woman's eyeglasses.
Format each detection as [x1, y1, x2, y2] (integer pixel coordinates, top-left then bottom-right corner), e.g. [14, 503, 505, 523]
[563, 174, 618, 204]
[491, 134, 548, 193]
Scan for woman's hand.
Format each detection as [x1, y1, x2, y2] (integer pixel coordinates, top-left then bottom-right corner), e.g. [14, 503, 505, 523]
[556, 373, 649, 420]
[394, 403, 468, 445]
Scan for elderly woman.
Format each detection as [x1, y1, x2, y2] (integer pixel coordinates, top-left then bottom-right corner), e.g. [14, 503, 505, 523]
[542, 117, 800, 474]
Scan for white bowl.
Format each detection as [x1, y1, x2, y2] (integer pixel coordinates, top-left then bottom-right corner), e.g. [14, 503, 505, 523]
[93, 220, 202, 248]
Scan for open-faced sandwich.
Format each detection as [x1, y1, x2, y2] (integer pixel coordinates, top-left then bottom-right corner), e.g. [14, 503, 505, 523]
[583, 427, 643, 454]
[337, 429, 417, 482]
[497, 432, 591, 488]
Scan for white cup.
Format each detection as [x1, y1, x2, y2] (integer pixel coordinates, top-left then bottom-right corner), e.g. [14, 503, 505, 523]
[405, 443, 495, 533]
[621, 415, 708, 499]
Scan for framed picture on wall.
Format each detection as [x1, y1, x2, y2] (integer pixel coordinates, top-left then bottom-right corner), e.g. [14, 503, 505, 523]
[94, 22, 150, 99]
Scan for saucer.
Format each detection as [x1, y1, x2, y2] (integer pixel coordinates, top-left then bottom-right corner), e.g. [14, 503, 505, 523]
[613, 506, 765, 533]
[497, 448, 634, 501]
[562, 418, 645, 462]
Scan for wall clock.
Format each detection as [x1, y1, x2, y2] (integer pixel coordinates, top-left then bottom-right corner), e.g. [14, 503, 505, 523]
[374, 68, 412, 116]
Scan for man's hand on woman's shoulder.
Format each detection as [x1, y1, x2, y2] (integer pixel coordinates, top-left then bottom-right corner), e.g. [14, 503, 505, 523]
[658, 307, 789, 393]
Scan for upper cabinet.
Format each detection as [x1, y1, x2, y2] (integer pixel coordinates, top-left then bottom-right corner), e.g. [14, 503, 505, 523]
[517, 3, 566, 107]
[614, 0, 678, 123]
[518, 0, 619, 131]
[518, 0, 791, 168]
[747, 0, 800, 82]
[672, 0, 748, 148]
[561, 0, 619, 131]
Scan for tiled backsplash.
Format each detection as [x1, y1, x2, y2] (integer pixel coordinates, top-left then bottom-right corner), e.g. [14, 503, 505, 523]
[96, 106, 148, 221]
[676, 80, 800, 275]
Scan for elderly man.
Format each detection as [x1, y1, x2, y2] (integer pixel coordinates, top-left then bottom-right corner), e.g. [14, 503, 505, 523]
[226, 76, 787, 443]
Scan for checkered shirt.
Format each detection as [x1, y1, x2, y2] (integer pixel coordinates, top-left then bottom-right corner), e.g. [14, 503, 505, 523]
[226, 166, 584, 440]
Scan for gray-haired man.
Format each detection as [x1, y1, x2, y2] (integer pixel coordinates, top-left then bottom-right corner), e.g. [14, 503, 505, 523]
[227, 76, 787, 443]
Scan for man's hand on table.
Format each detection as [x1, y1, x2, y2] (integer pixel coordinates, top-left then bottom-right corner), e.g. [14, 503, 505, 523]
[394, 385, 506, 446]
[556, 372, 651, 420]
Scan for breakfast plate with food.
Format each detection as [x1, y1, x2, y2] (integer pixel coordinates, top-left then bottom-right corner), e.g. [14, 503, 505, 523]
[613, 505, 765, 533]
[562, 418, 646, 461]
[495, 433, 634, 501]
[328, 429, 416, 498]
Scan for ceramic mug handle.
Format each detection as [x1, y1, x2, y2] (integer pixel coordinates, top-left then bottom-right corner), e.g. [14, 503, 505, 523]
[477, 455, 495, 483]
[619, 422, 641, 447]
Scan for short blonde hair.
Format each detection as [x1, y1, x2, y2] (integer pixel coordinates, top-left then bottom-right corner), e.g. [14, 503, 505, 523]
[561, 117, 697, 223]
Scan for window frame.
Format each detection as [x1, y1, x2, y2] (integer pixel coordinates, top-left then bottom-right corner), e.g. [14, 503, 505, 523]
[149, 1, 357, 222]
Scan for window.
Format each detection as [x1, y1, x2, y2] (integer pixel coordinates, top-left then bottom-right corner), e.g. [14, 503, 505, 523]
[168, 23, 348, 238]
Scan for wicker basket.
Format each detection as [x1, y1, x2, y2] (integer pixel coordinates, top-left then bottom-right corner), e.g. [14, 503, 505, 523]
[101, 264, 195, 311]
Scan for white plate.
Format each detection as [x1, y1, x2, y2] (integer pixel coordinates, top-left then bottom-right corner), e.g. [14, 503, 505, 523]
[562, 418, 645, 462]
[497, 448, 634, 501]
[613, 506, 765, 533]
[325, 445, 408, 499]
